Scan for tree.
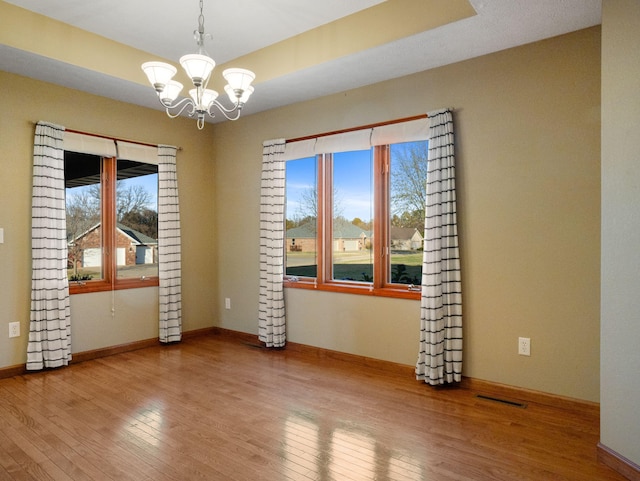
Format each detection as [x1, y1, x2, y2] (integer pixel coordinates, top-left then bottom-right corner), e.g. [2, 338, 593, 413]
[120, 208, 158, 239]
[390, 142, 429, 229]
[80, 181, 154, 222]
[66, 189, 100, 236]
[352, 217, 372, 230]
[293, 185, 344, 224]
[286, 218, 298, 230]
[295, 186, 318, 222]
[116, 183, 153, 222]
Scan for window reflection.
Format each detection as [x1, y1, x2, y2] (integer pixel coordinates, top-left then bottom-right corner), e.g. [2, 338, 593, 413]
[283, 414, 320, 478]
[282, 413, 425, 480]
[330, 428, 376, 480]
[123, 404, 164, 447]
[389, 453, 424, 480]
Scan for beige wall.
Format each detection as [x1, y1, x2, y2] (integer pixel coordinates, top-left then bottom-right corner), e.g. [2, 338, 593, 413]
[0, 71, 216, 367]
[0, 26, 603, 403]
[601, 0, 640, 466]
[212, 27, 602, 402]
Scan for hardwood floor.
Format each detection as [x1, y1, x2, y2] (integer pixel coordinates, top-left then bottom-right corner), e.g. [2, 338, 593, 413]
[0, 332, 628, 481]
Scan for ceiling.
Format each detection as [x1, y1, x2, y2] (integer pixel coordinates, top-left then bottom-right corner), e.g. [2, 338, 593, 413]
[0, 0, 601, 123]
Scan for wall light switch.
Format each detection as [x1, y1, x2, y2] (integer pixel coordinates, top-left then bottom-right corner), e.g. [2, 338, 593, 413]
[0, 228, 4, 244]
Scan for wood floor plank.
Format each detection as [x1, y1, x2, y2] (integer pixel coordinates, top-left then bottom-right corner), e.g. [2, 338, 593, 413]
[0, 333, 630, 481]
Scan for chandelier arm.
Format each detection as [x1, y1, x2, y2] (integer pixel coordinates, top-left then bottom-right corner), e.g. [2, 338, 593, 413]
[164, 97, 197, 119]
[210, 98, 242, 114]
[208, 100, 243, 121]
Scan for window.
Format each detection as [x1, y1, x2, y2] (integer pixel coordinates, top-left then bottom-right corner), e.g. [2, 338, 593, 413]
[116, 159, 159, 280]
[285, 156, 317, 278]
[64, 134, 159, 294]
[331, 149, 374, 283]
[65, 152, 104, 282]
[284, 117, 429, 299]
[388, 141, 429, 286]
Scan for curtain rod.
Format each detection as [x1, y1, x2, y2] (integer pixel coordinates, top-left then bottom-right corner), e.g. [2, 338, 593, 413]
[32, 121, 182, 151]
[286, 114, 428, 144]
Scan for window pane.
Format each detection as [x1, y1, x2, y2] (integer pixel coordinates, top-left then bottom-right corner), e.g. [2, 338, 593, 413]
[285, 156, 317, 278]
[65, 152, 103, 281]
[389, 140, 428, 285]
[116, 160, 158, 279]
[332, 150, 373, 283]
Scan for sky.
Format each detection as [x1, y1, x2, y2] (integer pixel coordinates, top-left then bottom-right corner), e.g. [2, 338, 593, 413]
[286, 150, 373, 222]
[119, 174, 158, 209]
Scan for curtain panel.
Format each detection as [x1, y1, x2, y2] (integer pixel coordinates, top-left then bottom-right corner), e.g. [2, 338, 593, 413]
[27, 122, 72, 370]
[158, 145, 182, 343]
[416, 109, 463, 385]
[258, 139, 287, 347]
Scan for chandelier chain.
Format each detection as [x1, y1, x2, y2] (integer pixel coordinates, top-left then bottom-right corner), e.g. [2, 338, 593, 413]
[195, 0, 211, 51]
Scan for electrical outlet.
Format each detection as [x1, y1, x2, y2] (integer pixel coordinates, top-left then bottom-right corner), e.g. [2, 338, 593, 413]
[518, 337, 531, 356]
[225, 298, 231, 310]
[9, 322, 20, 338]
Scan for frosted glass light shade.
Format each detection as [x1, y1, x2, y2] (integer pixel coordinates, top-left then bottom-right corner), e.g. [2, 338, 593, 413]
[180, 54, 215, 86]
[239, 85, 254, 103]
[141, 62, 177, 91]
[222, 68, 255, 91]
[160, 81, 184, 106]
[189, 88, 218, 110]
[201, 89, 219, 109]
[225, 84, 254, 104]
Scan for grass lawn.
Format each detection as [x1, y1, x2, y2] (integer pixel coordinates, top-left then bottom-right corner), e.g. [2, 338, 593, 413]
[286, 250, 422, 284]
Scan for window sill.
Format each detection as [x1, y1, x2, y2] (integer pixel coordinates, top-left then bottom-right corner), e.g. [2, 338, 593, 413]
[283, 279, 420, 300]
[69, 278, 159, 295]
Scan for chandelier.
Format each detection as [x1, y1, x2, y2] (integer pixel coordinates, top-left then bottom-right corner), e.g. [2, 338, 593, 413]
[141, 0, 255, 129]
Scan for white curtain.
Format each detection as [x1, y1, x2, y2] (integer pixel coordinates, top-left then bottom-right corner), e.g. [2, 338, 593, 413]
[158, 145, 182, 343]
[27, 122, 72, 370]
[258, 139, 287, 347]
[416, 109, 463, 385]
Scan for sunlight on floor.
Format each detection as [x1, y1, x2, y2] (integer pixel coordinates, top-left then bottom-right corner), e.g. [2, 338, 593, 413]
[123, 402, 165, 447]
[283, 412, 424, 480]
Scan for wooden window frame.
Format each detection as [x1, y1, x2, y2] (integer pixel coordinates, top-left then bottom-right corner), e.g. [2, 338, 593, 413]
[69, 156, 159, 295]
[284, 147, 420, 300]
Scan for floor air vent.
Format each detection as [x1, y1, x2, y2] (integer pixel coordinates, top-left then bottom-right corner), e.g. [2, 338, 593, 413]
[475, 394, 527, 409]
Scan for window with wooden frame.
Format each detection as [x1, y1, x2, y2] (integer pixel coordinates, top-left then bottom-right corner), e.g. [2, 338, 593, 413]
[284, 116, 429, 299]
[64, 132, 159, 294]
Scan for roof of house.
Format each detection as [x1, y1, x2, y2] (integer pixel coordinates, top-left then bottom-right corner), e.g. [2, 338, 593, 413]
[286, 223, 316, 239]
[286, 220, 370, 239]
[333, 222, 369, 239]
[390, 227, 422, 241]
[117, 223, 157, 245]
[69, 222, 157, 245]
